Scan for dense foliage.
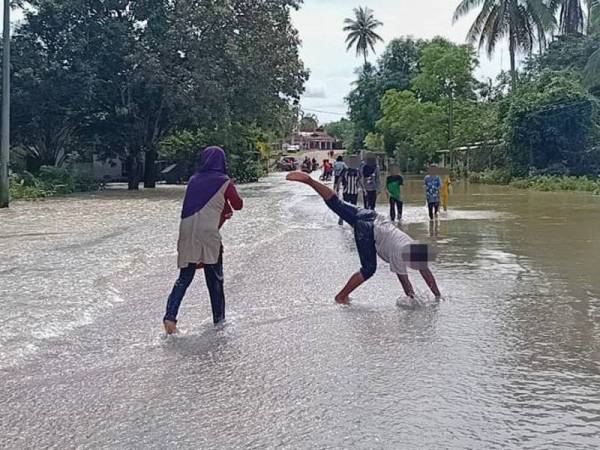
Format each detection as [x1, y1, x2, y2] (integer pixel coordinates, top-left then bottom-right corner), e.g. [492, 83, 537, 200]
[340, 14, 600, 182]
[9, 167, 100, 200]
[4, 0, 308, 190]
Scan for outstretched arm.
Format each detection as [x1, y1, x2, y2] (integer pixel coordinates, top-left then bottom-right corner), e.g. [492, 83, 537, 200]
[286, 171, 337, 201]
[397, 274, 415, 298]
[420, 269, 441, 298]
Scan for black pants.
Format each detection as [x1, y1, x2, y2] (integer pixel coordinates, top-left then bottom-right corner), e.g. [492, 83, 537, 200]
[164, 252, 225, 325]
[339, 193, 358, 225]
[427, 202, 440, 220]
[326, 196, 377, 280]
[364, 190, 377, 210]
[389, 198, 403, 221]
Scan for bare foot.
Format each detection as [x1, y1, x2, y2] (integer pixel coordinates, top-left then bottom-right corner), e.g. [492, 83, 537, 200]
[163, 320, 178, 335]
[335, 294, 351, 305]
[286, 171, 311, 183]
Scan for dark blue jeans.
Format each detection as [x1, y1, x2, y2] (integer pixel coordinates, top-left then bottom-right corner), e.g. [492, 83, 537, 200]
[326, 196, 377, 280]
[164, 252, 225, 325]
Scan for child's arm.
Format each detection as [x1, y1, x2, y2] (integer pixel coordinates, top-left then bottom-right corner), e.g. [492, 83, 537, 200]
[420, 268, 441, 297]
[397, 274, 415, 298]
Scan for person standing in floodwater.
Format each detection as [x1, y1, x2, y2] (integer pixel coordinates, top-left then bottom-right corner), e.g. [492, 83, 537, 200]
[163, 146, 243, 334]
[361, 155, 380, 210]
[338, 155, 361, 225]
[424, 168, 442, 220]
[386, 166, 404, 222]
[333, 155, 348, 193]
[440, 175, 451, 212]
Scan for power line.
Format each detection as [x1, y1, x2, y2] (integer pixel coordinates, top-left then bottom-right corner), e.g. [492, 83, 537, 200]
[301, 107, 347, 117]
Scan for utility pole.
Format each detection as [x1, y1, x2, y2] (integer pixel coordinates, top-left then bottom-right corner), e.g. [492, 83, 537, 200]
[0, 0, 10, 208]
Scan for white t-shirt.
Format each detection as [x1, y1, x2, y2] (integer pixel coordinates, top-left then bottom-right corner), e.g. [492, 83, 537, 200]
[373, 214, 413, 275]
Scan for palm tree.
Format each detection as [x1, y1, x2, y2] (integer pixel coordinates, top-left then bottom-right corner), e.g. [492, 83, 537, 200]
[549, 0, 586, 34]
[453, 0, 555, 88]
[588, 0, 600, 34]
[583, 1, 600, 90]
[343, 6, 384, 66]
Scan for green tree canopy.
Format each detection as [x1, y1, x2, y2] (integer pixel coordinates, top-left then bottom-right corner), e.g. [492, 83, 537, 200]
[5, 0, 308, 188]
[506, 70, 598, 175]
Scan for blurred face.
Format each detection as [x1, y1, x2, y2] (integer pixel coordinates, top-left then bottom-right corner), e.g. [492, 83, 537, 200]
[401, 243, 438, 271]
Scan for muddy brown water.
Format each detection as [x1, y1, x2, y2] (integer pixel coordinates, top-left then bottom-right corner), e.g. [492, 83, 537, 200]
[1, 175, 599, 448]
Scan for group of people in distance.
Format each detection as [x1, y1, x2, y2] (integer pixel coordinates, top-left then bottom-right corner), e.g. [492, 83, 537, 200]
[328, 154, 452, 223]
[163, 146, 442, 336]
[300, 156, 319, 173]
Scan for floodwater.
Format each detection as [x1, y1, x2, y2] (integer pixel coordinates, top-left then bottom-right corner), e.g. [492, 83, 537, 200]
[1, 174, 600, 449]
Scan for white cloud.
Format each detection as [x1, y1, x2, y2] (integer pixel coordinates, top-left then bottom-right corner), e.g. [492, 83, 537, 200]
[292, 0, 513, 122]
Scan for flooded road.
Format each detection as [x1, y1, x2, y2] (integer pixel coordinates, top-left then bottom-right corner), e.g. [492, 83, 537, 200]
[1, 174, 600, 449]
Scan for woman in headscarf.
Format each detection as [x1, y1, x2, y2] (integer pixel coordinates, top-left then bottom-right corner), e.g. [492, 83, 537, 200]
[163, 146, 243, 334]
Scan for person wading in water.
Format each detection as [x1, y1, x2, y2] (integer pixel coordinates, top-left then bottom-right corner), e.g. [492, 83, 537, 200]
[163, 146, 243, 334]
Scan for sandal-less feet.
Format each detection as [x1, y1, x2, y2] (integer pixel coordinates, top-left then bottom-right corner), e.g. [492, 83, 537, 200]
[163, 320, 178, 335]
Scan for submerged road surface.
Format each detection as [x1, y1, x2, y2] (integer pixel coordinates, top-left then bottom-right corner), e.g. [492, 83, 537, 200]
[1, 174, 600, 449]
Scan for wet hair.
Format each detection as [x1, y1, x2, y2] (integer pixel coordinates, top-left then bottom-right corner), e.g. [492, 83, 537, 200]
[337, 155, 343, 162]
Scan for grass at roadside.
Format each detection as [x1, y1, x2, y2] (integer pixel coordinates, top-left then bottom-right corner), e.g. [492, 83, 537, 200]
[469, 169, 600, 194]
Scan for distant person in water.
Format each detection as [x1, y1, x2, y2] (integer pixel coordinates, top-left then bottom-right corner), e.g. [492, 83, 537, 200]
[321, 159, 333, 181]
[301, 156, 312, 173]
[163, 146, 243, 334]
[338, 155, 361, 225]
[333, 155, 348, 193]
[440, 174, 451, 212]
[286, 171, 441, 304]
[361, 153, 381, 210]
[311, 158, 319, 172]
[424, 166, 442, 220]
[386, 165, 404, 222]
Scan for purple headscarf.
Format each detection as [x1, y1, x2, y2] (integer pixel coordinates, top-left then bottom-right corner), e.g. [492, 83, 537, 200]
[181, 146, 229, 219]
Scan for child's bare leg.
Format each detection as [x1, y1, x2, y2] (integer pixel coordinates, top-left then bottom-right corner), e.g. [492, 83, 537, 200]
[287, 171, 336, 201]
[335, 271, 366, 304]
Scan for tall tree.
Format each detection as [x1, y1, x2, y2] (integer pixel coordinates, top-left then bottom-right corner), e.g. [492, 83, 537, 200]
[7, 0, 307, 189]
[346, 64, 381, 149]
[549, 0, 586, 34]
[412, 40, 478, 153]
[378, 37, 426, 92]
[453, 0, 554, 88]
[343, 6, 384, 66]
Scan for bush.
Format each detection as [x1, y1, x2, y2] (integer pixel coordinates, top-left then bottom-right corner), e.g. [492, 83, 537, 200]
[9, 166, 100, 200]
[160, 122, 269, 183]
[510, 175, 600, 193]
[469, 168, 512, 185]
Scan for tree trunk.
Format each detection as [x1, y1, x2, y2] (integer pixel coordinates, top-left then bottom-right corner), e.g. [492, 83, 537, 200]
[143, 148, 157, 188]
[509, 30, 517, 90]
[127, 154, 140, 190]
[448, 92, 454, 170]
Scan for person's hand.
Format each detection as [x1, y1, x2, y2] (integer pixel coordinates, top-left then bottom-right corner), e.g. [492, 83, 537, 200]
[223, 211, 233, 220]
[230, 178, 237, 185]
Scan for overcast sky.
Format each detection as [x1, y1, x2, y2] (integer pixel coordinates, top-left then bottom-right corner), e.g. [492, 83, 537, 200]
[292, 0, 512, 123]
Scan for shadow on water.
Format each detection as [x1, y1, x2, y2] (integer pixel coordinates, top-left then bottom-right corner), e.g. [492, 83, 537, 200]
[162, 325, 231, 358]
